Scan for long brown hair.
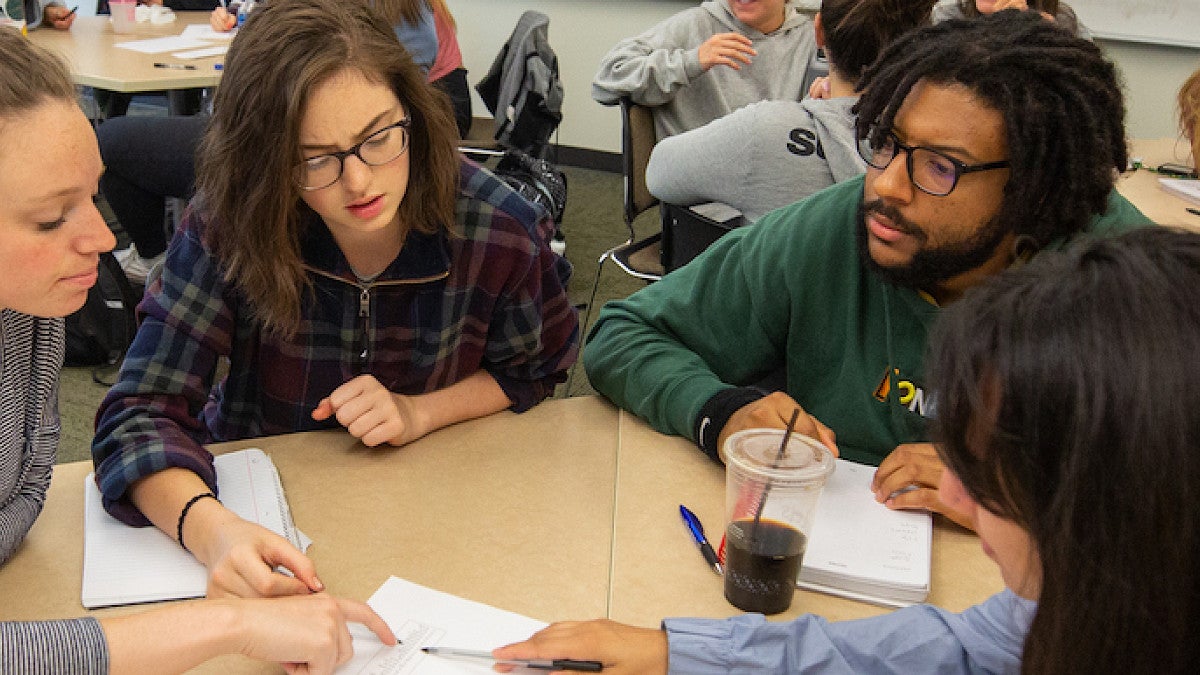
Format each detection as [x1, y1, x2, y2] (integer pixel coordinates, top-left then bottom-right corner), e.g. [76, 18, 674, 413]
[0, 29, 76, 122]
[1179, 68, 1200, 168]
[372, 0, 426, 27]
[930, 228, 1200, 674]
[195, 0, 459, 336]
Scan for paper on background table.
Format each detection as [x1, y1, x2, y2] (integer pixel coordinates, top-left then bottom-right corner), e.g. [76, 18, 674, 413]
[798, 459, 932, 608]
[171, 45, 228, 59]
[82, 448, 309, 608]
[115, 35, 211, 54]
[180, 24, 235, 41]
[338, 577, 547, 675]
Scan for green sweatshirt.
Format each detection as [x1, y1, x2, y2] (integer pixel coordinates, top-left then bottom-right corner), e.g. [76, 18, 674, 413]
[584, 175, 1151, 465]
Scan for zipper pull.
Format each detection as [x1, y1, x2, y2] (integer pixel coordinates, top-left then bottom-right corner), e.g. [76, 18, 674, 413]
[359, 287, 370, 318]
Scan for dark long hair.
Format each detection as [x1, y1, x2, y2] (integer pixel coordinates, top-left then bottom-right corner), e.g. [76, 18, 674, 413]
[928, 227, 1200, 675]
[854, 12, 1125, 249]
[195, 0, 459, 336]
[819, 0, 935, 85]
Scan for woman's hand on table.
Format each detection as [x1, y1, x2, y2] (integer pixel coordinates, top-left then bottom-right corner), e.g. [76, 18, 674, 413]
[188, 501, 322, 598]
[312, 374, 427, 448]
[231, 594, 396, 674]
[494, 620, 668, 675]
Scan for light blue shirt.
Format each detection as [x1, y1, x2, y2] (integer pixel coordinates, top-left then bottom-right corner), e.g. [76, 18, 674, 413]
[665, 590, 1033, 674]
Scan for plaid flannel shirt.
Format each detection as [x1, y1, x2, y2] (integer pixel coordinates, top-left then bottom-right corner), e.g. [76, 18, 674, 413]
[92, 159, 578, 524]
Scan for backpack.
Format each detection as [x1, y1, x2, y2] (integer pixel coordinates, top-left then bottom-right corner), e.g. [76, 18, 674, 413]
[64, 251, 139, 379]
[494, 148, 568, 227]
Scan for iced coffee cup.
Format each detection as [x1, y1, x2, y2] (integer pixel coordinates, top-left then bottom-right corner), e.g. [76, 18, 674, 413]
[723, 428, 835, 614]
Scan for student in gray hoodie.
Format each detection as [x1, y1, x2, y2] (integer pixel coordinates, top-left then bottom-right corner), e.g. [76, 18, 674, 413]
[593, 0, 817, 140]
[646, 0, 935, 223]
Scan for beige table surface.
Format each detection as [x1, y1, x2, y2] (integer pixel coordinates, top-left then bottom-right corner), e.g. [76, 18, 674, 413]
[609, 411, 1004, 627]
[28, 12, 223, 92]
[1121, 137, 1200, 231]
[0, 396, 1003, 672]
[0, 396, 619, 673]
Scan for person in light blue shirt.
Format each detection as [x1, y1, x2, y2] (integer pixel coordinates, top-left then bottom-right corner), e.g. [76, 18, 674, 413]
[495, 228, 1200, 674]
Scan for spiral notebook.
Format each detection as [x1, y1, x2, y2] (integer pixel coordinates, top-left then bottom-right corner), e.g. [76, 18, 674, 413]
[797, 459, 933, 608]
[82, 448, 308, 609]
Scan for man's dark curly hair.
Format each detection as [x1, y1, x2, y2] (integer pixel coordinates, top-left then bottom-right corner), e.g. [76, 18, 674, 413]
[853, 11, 1127, 248]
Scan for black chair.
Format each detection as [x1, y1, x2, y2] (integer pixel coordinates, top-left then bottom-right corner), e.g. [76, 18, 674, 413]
[661, 202, 746, 272]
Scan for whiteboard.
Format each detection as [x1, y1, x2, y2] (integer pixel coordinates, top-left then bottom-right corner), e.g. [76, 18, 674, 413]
[1072, 0, 1200, 49]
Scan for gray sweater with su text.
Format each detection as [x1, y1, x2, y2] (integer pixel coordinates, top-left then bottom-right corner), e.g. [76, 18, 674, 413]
[646, 97, 864, 222]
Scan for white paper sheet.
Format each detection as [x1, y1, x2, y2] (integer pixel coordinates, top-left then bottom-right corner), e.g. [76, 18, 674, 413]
[171, 45, 228, 59]
[115, 36, 212, 54]
[339, 577, 547, 674]
[180, 24, 235, 41]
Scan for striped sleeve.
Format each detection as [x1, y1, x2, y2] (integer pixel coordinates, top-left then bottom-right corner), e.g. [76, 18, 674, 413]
[0, 618, 109, 674]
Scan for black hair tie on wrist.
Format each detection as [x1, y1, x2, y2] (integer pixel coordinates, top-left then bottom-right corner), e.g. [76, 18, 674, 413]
[177, 492, 219, 553]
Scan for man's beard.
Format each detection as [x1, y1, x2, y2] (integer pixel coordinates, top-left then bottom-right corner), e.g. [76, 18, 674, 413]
[856, 199, 1010, 292]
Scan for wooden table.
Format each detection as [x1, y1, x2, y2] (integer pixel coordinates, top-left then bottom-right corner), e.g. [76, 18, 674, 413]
[28, 12, 223, 93]
[1120, 138, 1200, 231]
[0, 396, 1004, 672]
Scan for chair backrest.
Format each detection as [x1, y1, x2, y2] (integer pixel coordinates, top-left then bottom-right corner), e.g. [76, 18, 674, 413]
[620, 98, 659, 230]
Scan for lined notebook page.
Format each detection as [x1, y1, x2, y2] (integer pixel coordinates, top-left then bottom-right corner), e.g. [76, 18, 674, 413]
[798, 459, 932, 607]
[82, 448, 305, 608]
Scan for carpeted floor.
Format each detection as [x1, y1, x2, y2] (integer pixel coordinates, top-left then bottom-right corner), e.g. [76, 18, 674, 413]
[56, 160, 655, 463]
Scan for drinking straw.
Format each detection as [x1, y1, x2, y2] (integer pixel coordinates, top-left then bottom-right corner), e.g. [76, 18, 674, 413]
[749, 408, 801, 544]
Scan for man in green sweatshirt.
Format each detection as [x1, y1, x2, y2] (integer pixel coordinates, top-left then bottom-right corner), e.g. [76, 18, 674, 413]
[584, 12, 1151, 528]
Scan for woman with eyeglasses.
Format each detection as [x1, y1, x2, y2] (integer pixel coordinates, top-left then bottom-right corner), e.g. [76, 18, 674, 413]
[91, 0, 577, 601]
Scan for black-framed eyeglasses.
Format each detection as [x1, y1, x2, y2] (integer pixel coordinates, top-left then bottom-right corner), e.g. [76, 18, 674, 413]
[857, 128, 1010, 197]
[297, 118, 411, 191]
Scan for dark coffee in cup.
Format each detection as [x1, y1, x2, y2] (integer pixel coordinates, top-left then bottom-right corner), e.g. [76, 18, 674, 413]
[723, 517, 807, 614]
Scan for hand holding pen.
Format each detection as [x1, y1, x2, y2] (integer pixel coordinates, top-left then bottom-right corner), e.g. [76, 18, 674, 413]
[493, 619, 669, 675]
[422, 647, 602, 672]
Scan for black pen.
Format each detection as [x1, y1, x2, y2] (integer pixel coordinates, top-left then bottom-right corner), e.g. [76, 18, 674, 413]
[1187, 207, 1200, 217]
[154, 63, 197, 70]
[422, 646, 603, 672]
[64, 5, 78, 17]
[680, 504, 723, 575]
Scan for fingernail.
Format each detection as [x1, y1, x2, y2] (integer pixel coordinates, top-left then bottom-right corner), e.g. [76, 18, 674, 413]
[312, 576, 325, 592]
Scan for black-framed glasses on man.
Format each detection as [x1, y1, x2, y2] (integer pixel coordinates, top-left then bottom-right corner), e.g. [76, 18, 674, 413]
[857, 127, 1010, 197]
[297, 118, 411, 191]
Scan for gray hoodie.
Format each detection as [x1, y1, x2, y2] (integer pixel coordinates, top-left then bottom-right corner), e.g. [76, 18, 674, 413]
[646, 97, 864, 222]
[593, 0, 817, 140]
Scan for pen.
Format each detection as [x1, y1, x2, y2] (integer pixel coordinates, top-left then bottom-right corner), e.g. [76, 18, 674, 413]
[1187, 207, 1200, 217]
[421, 646, 603, 672]
[680, 504, 723, 576]
[154, 63, 197, 70]
[64, 5, 77, 17]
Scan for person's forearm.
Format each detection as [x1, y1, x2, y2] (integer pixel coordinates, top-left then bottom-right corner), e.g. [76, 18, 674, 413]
[128, 467, 234, 564]
[405, 370, 511, 437]
[101, 600, 241, 675]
